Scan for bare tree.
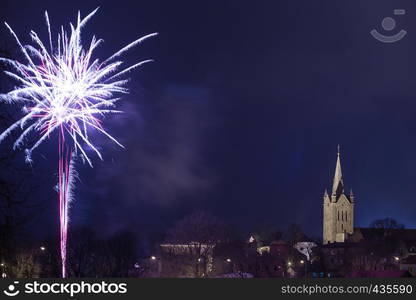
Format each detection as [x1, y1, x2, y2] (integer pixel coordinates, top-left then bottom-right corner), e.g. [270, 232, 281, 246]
[67, 227, 139, 277]
[105, 230, 138, 277]
[68, 227, 97, 277]
[370, 218, 405, 230]
[163, 211, 231, 277]
[13, 250, 41, 278]
[0, 46, 43, 267]
[285, 223, 307, 247]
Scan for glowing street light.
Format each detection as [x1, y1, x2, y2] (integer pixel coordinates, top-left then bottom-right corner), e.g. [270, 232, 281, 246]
[287, 261, 292, 266]
[394, 256, 400, 262]
[300, 260, 305, 264]
[226, 258, 231, 263]
[150, 256, 157, 260]
[39, 246, 52, 271]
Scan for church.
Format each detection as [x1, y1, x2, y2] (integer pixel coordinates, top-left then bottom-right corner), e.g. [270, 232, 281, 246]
[323, 146, 354, 244]
[321, 147, 416, 277]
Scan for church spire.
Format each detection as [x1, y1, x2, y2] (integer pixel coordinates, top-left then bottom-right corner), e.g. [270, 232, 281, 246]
[332, 145, 344, 196]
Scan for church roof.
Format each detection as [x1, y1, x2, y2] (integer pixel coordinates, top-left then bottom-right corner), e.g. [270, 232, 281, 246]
[326, 145, 353, 203]
[332, 145, 344, 197]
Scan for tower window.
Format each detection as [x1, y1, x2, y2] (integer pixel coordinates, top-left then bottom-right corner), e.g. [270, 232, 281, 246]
[338, 211, 340, 220]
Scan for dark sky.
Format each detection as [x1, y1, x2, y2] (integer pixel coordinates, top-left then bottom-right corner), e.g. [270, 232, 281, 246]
[1, 0, 416, 241]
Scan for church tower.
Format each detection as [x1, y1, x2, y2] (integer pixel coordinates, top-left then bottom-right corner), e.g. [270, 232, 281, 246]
[323, 146, 354, 244]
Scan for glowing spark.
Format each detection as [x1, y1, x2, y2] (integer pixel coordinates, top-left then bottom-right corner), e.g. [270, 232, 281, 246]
[0, 8, 157, 277]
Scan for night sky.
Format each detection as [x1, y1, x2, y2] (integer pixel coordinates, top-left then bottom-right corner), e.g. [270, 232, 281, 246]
[1, 0, 416, 241]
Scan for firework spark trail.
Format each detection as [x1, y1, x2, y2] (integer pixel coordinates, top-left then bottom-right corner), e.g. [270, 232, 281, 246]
[0, 8, 157, 277]
[58, 133, 75, 279]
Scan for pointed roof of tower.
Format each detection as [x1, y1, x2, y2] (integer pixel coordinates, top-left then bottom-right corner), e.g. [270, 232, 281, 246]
[332, 145, 344, 196]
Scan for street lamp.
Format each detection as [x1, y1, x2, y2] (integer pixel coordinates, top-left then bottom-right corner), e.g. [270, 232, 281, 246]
[150, 256, 156, 260]
[226, 258, 231, 263]
[39, 246, 52, 276]
[40, 246, 51, 262]
[300, 260, 307, 277]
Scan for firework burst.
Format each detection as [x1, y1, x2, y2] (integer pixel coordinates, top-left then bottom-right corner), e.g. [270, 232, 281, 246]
[0, 8, 157, 277]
